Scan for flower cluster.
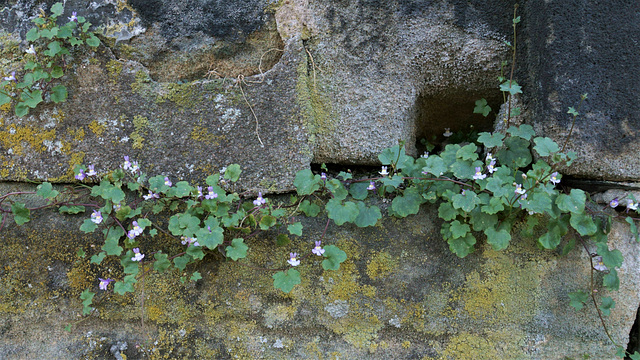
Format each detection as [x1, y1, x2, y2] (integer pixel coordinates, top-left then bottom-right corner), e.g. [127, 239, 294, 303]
[131, 248, 145, 262]
[181, 236, 200, 247]
[75, 164, 98, 180]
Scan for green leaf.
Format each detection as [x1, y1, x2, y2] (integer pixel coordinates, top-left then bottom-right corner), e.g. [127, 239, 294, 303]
[626, 217, 639, 242]
[391, 188, 423, 217]
[40, 28, 59, 39]
[379, 175, 404, 190]
[44, 41, 63, 57]
[154, 252, 171, 273]
[322, 245, 347, 270]
[473, 98, 491, 117]
[450, 220, 470, 239]
[57, 24, 73, 38]
[195, 225, 224, 249]
[468, 208, 498, 232]
[14, 200, 35, 223]
[438, 201, 459, 221]
[326, 199, 359, 225]
[273, 269, 301, 293]
[259, 214, 277, 230]
[190, 271, 202, 282]
[173, 254, 192, 271]
[337, 171, 352, 180]
[448, 233, 476, 258]
[499, 80, 523, 95]
[538, 216, 569, 249]
[102, 236, 123, 256]
[477, 132, 504, 148]
[569, 212, 597, 236]
[603, 269, 619, 291]
[299, 200, 321, 217]
[568, 291, 588, 310]
[378, 145, 412, 170]
[80, 289, 95, 315]
[354, 202, 381, 227]
[451, 190, 481, 212]
[90, 252, 106, 264]
[422, 155, 446, 177]
[21, 89, 43, 108]
[223, 164, 242, 182]
[556, 189, 586, 214]
[15, 103, 29, 117]
[349, 181, 370, 200]
[326, 179, 348, 200]
[26, 28, 40, 41]
[294, 169, 322, 195]
[226, 238, 248, 260]
[481, 196, 505, 215]
[596, 243, 623, 269]
[456, 143, 478, 161]
[506, 124, 535, 141]
[50, 85, 68, 103]
[485, 226, 511, 251]
[599, 297, 615, 317]
[287, 222, 303, 236]
[79, 218, 97, 233]
[533, 137, 560, 156]
[51, 66, 64, 79]
[59, 205, 85, 214]
[114, 281, 134, 295]
[630, 351, 640, 360]
[50, 2, 64, 16]
[276, 234, 290, 246]
[86, 34, 100, 47]
[567, 106, 579, 116]
[497, 136, 532, 168]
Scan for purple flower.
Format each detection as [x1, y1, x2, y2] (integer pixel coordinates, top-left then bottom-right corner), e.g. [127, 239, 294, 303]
[196, 186, 203, 199]
[593, 256, 608, 272]
[90, 210, 103, 224]
[367, 181, 376, 191]
[487, 160, 497, 174]
[626, 199, 638, 212]
[379, 166, 389, 176]
[421, 152, 429, 159]
[131, 248, 145, 262]
[253, 192, 266, 206]
[130, 221, 143, 237]
[461, 189, 466, 195]
[113, 203, 121, 212]
[75, 168, 86, 180]
[143, 190, 159, 200]
[3, 71, 16, 82]
[550, 172, 560, 185]
[321, 172, 327, 180]
[68, 11, 78, 22]
[514, 183, 526, 195]
[473, 167, 486, 180]
[287, 252, 300, 267]
[98, 278, 114, 290]
[181, 236, 200, 247]
[86, 164, 97, 177]
[123, 156, 132, 171]
[164, 176, 172, 187]
[486, 152, 493, 162]
[130, 161, 139, 173]
[609, 198, 619, 208]
[205, 186, 218, 200]
[312, 241, 325, 256]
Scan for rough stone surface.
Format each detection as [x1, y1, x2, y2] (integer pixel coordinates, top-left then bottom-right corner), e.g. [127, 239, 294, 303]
[522, 0, 640, 181]
[0, 183, 637, 359]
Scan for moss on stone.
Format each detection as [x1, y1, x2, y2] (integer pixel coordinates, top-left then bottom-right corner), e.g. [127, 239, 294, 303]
[366, 250, 398, 280]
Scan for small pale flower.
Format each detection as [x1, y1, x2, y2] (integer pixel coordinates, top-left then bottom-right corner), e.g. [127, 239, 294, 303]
[379, 166, 389, 176]
[443, 128, 453, 137]
[367, 181, 376, 191]
[130, 220, 143, 236]
[3, 71, 16, 82]
[143, 190, 159, 200]
[205, 186, 218, 200]
[131, 248, 145, 262]
[253, 192, 266, 206]
[113, 203, 122, 212]
[321, 172, 327, 180]
[473, 167, 486, 180]
[312, 241, 325, 256]
[130, 161, 139, 173]
[164, 177, 172, 187]
[550, 172, 560, 185]
[98, 278, 114, 290]
[626, 199, 638, 212]
[487, 160, 497, 174]
[123, 156, 132, 170]
[461, 189, 466, 195]
[86, 164, 97, 176]
[521, 173, 527, 180]
[75, 169, 86, 180]
[68, 11, 78, 22]
[609, 198, 619, 208]
[593, 256, 608, 272]
[287, 252, 300, 266]
[197, 186, 204, 199]
[515, 183, 526, 195]
[421, 152, 429, 159]
[486, 153, 493, 162]
[25, 45, 36, 55]
[90, 210, 103, 224]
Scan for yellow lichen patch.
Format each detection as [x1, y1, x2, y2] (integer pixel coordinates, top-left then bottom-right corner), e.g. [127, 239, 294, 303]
[131, 115, 149, 149]
[88, 120, 106, 136]
[189, 125, 224, 146]
[67, 127, 85, 142]
[0, 124, 56, 155]
[106, 60, 124, 84]
[437, 329, 526, 360]
[155, 83, 199, 108]
[366, 250, 398, 280]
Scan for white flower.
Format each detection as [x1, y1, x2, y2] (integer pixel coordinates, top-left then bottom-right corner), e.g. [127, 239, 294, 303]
[443, 128, 453, 137]
[379, 166, 389, 176]
[287, 252, 300, 266]
[90, 210, 103, 224]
